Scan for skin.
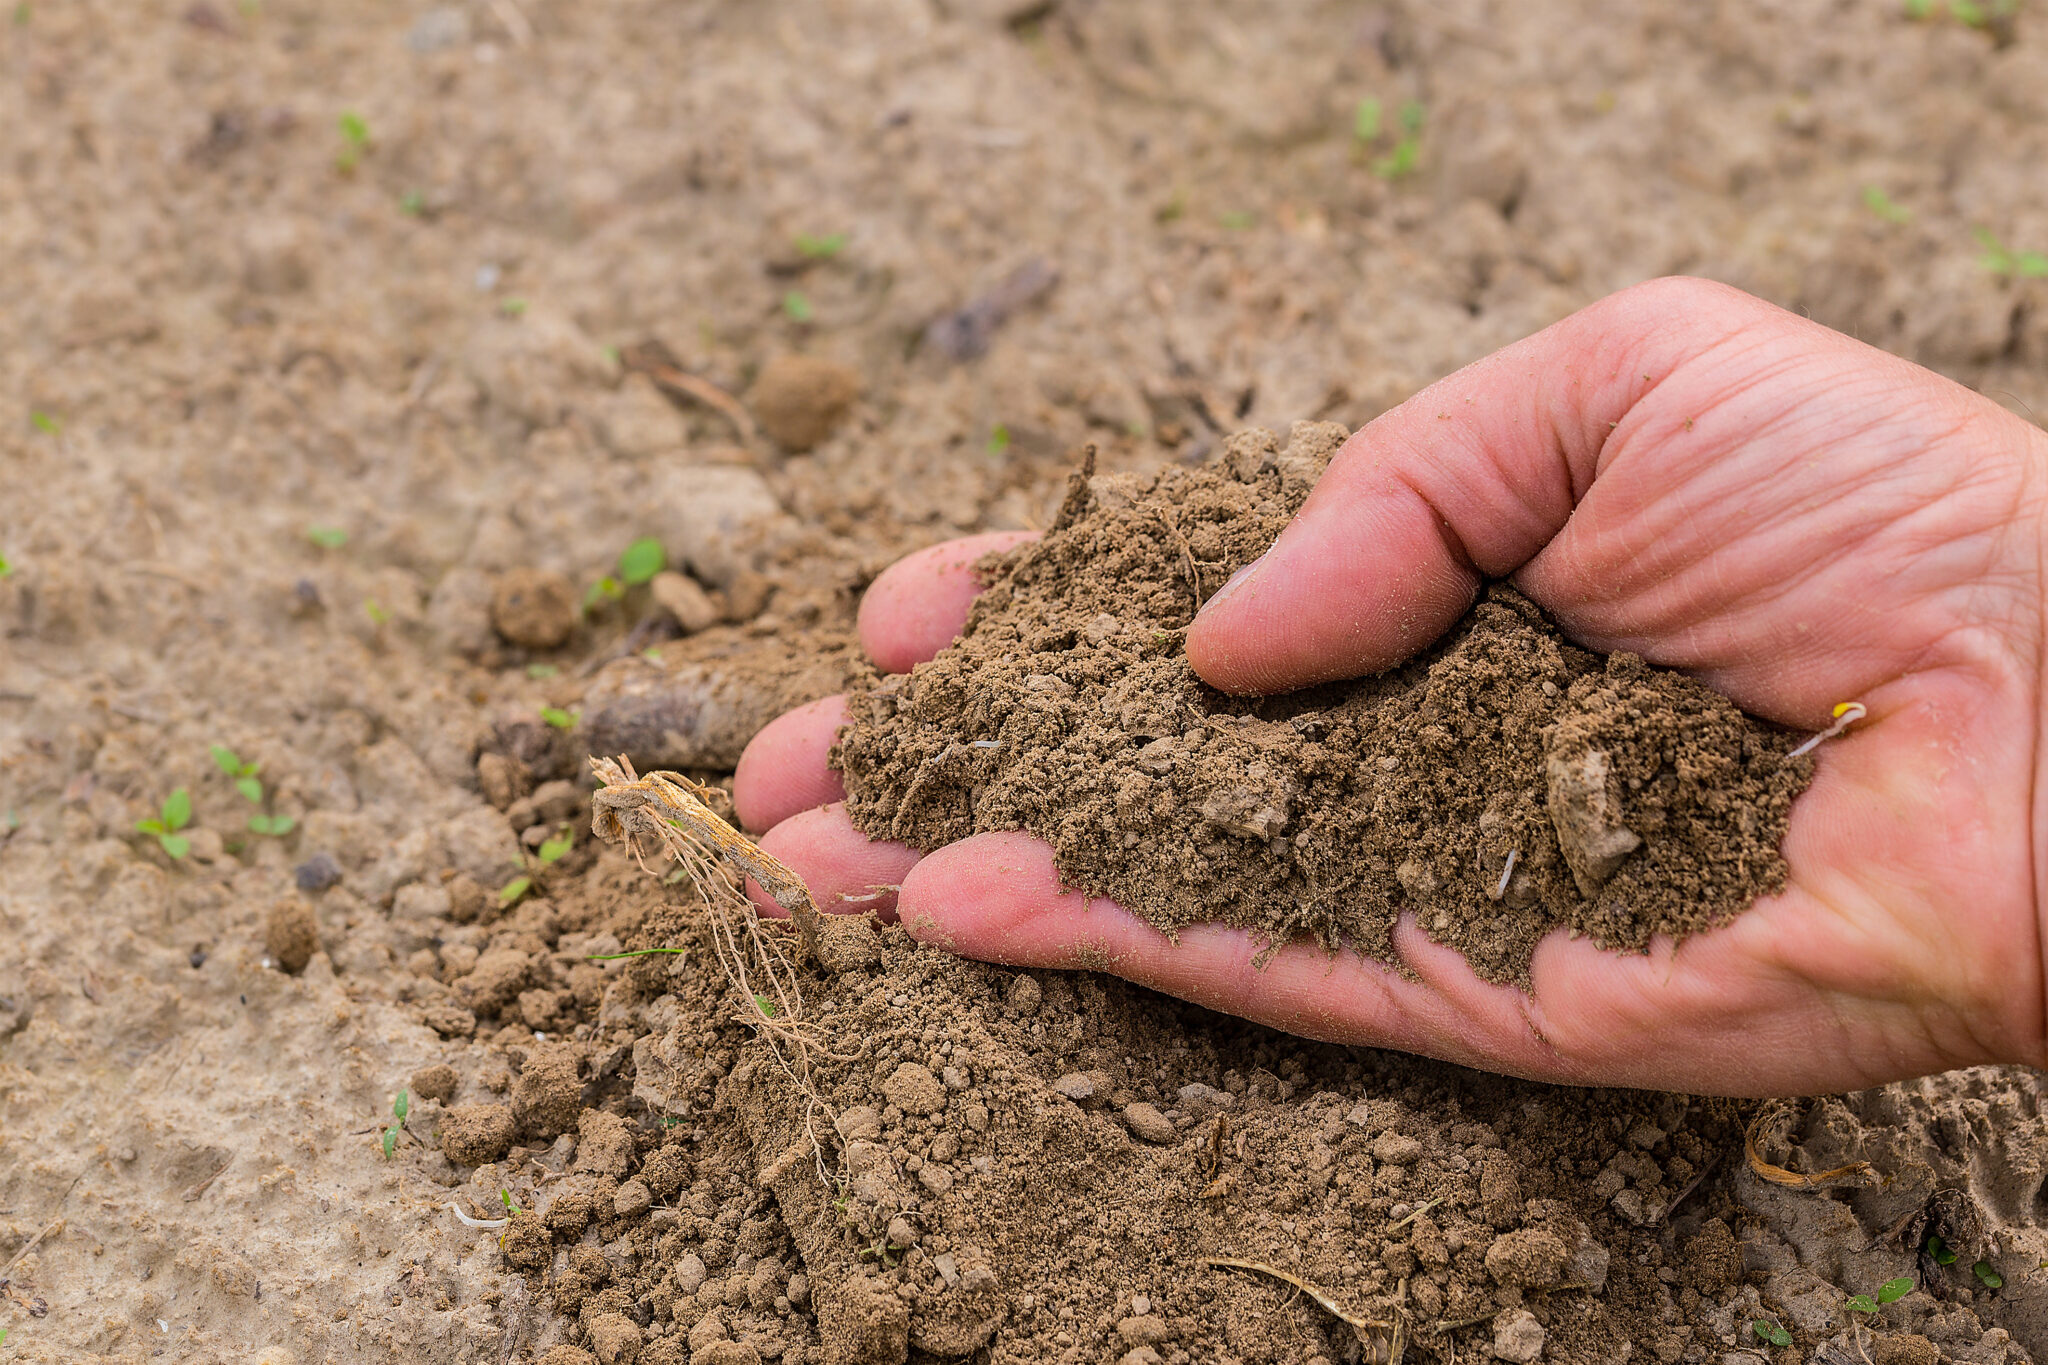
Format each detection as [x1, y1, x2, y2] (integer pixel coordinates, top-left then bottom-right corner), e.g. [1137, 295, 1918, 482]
[734, 277, 2048, 1097]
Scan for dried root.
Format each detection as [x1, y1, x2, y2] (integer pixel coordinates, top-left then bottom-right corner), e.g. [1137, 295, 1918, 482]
[1744, 1103, 1874, 1190]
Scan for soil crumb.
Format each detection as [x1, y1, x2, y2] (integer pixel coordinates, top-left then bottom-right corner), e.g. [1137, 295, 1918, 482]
[839, 422, 1813, 981]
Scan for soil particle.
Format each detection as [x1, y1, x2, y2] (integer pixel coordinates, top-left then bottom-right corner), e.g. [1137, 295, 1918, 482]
[1876, 1335, 1942, 1365]
[1686, 1216, 1746, 1295]
[585, 1310, 645, 1364]
[293, 852, 343, 892]
[410, 1063, 459, 1105]
[513, 1041, 587, 1138]
[1484, 1226, 1571, 1287]
[491, 567, 580, 649]
[1492, 1308, 1547, 1363]
[1121, 1101, 1176, 1143]
[576, 1108, 639, 1176]
[439, 1103, 516, 1166]
[839, 423, 1812, 981]
[747, 353, 861, 452]
[264, 897, 320, 974]
[879, 1061, 946, 1116]
[500, 1209, 552, 1270]
[650, 570, 723, 635]
[539, 1349, 598, 1365]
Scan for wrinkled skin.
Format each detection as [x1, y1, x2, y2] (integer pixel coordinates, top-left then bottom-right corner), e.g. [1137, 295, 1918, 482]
[734, 278, 2048, 1096]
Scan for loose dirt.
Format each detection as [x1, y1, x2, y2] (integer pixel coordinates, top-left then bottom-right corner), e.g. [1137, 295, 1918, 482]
[3, 3, 2045, 1364]
[838, 422, 1812, 982]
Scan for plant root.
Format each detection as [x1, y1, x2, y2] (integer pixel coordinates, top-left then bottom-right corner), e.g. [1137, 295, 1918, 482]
[1744, 1104, 1874, 1190]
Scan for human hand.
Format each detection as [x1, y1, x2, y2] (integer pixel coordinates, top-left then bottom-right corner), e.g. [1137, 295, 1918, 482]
[733, 277, 2048, 1095]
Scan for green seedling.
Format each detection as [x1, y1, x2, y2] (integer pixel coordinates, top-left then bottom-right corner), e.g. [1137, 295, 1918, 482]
[498, 297, 528, 317]
[794, 231, 848, 260]
[364, 598, 391, 625]
[1218, 209, 1256, 231]
[1975, 227, 2048, 279]
[584, 575, 624, 611]
[381, 1089, 410, 1160]
[783, 290, 815, 322]
[337, 111, 370, 171]
[539, 705, 578, 730]
[30, 411, 59, 435]
[1372, 100, 1425, 179]
[1927, 1232, 1959, 1266]
[1847, 1276, 1915, 1314]
[1751, 1319, 1792, 1348]
[500, 1188, 521, 1213]
[618, 536, 665, 586]
[537, 828, 574, 864]
[525, 662, 559, 679]
[1155, 192, 1187, 224]
[586, 946, 687, 961]
[211, 744, 263, 802]
[1904, 0, 1934, 15]
[1862, 185, 1911, 224]
[498, 875, 532, 908]
[136, 788, 193, 859]
[0, 553, 13, 578]
[642, 647, 664, 663]
[399, 189, 426, 216]
[305, 524, 348, 549]
[1353, 97, 1383, 144]
[986, 424, 1011, 456]
[752, 992, 778, 1018]
[248, 813, 296, 837]
[1974, 1260, 2003, 1289]
[12, 4, 28, 24]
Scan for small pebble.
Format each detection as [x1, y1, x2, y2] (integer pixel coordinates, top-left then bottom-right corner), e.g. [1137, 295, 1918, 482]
[1122, 1102, 1175, 1144]
[294, 853, 342, 892]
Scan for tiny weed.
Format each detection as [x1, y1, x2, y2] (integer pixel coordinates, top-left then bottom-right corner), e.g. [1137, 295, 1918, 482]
[618, 536, 665, 586]
[1155, 192, 1187, 224]
[539, 705, 578, 730]
[1928, 1233, 1959, 1266]
[248, 813, 296, 837]
[1862, 185, 1911, 224]
[1372, 100, 1425, 179]
[30, 410, 59, 435]
[1952, 0, 1987, 22]
[11, 3, 27, 23]
[1848, 1276, 1916, 1313]
[399, 189, 426, 216]
[500, 1188, 521, 1214]
[794, 231, 848, 259]
[642, 646, 664, 663]
[1219, 209, 1256, 231]
[498, 297, 528, 318]
[1352, 96, 1383, 143]
[136, 788, 194, 859]
[783, 290, 815, 322]
[586, 946, 688, 961]
[525, 662, 560, 679]
[1975, 227, 2048, 278]
[752, 992, 778, 1018]
[986, 423, 1011, 456]
[584, 575, 624, 611]
[380, 1089, 410, 1159]
[537, 828, 574, 864]
[336, 111, 370, 171]
[1904, 0, 1934, 15]
[304, 524, 348, 549]
[1975, 1260, 2003, 1289]
[211, 744, 263, 803]
[364, 598, 391, 625]
[0, 553, 13, 577]
[497, 874, 532, 908]
[1751, 1319, 1792, 1348]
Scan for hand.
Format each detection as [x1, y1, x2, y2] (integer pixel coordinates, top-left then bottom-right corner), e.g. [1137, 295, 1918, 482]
[734, 277, 2048, 1095]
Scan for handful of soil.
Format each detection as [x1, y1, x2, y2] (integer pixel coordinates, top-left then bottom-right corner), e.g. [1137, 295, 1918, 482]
[836, 421, 1813, 982]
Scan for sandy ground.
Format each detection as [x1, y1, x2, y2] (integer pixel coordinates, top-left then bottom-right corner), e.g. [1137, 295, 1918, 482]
[2, 2, 2046, 1362]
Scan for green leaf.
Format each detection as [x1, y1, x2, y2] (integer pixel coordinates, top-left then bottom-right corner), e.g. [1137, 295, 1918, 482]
[795, 231, 848, 259]
[1399, 99, 1426, 133]
[1861, 185, 1911, 224]
[211, 744, 242, 775]
[1974, 1260, 2003, 1289]
[1928, 1233, 1958, 1266]
[137, 817, 166, 836]
[1751, 1320, 1792, 1348]
[986, 423, 1011, 456]
[339, 111, 369, 146]
[1878, 1277, 1915, 1304]
[1904, 0, 1933, 16]
[160, 833, 191, 860]
[382, 1125, 398, 1160]
[618, 536, 665, 586]
[365, 599, 390, 625]
[500, 1188, 521, 1213]
[1846, 1295, 1877, 1314]
[1952, 0, 1986, 24]
[585, 946, 688, 960]
[497, 875, 532, 907]
[1373, 136, 1420, 180]
[539, 706, 577, 730]
[394, 1089, 409, 1122]
[305, 524, 348, 549]
[29, 410, 59, 435]
[399, 190, 425, 216]
[235, 775, 264, 803]
[248, 814, 296, 837]
[537, 830, 574, 864]
[1352, 97, 1382, 143]
[526, 662, 560, 679]
[583, 576, 623, 610]
[2018, 252, 2048, 278]
[499, 297, 528, 318]
[752, 992, 778, 1018]
[0, 552, 12, 577]
[1219, 209, 1256, 231]
[162, 787, 192, 831]
[782, 290, 814, 322]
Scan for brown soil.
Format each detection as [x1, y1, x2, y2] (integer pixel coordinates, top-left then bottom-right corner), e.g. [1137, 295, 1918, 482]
[3, 3, 2045, 1364]
[837, 423, 1811, 982]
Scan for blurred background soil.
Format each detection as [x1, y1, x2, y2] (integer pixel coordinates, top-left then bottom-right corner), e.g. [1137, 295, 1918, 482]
[1, 2, 2045, 1362]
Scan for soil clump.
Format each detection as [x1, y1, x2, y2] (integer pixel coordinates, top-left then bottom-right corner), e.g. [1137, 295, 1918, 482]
[839, 422, 1813, 981]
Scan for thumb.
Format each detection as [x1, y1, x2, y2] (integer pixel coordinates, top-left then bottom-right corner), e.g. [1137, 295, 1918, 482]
[1185, 277, 1774, 695]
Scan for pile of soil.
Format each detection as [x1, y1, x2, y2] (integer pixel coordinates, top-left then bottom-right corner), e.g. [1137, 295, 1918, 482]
[838, 422, 1812, 982]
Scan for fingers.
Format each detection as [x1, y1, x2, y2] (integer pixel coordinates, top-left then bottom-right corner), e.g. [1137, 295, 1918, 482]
[733, 695, 850, 834]
[857, 531, 1039, 673]
[747, 802, 921, 922]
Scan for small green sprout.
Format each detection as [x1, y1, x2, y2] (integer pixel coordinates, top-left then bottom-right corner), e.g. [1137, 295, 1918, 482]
[364, 598, 391, 625]
[381, 1089, 410, 1159]
[1751, 1319, 1792, 1348]
[248, 813, 296, 837]
[211, 745, 264, 803]
[497, 874, 532, 907]
[1372, 100, 1425, 179]
[11, 4, 27, 24]
[525, 662, 560, 679]
[1155, 192, 1187, 224]
[986, 423, 1011, 456]
[539, 705, 578, 729]
[537, 828, 574, 864]
[783, 290, 815, 322]
[1904, 0, 1933, 16]
[1862, 186, 1911, 224]
[641, 647, 664, 663]
[795, 231, 848, 259]
[1952, 0, 1986, 22]
[1218, 209, 1256, 231]
[618, 536, 665, 586]
[304, 524, 348, 549]
[583, 575, 624, 611]
[0, 553, 13, 577]
[1352, 97, 1383, 143]
[337, 111, 370, 171]
[752, 992, 778, 1018]
[1880, 1276, 1915, 1303]
[1927, 1233, 1959, 1266]
[30, 410, 59, 435]
[1974, 1260, 2003, 1289]
[399, 189, 426, 216]
[1975, 227, 2048, 279]
[136, 788, 193, 859]
[498, 297, 528, 318]
[500, 1188, 522, 1213]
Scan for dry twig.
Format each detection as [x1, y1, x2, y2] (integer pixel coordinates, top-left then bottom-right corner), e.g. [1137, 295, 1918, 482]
[1744, 1104, 1873, 1190]
[1202, 1257, 1392, 1333]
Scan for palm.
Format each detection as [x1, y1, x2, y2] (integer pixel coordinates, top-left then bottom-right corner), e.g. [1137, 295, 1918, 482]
[735, 279, 2048, 1095]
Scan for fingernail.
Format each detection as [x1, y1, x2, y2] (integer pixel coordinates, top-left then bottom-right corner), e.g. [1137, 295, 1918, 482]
[1197, 555, 1263, 619]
